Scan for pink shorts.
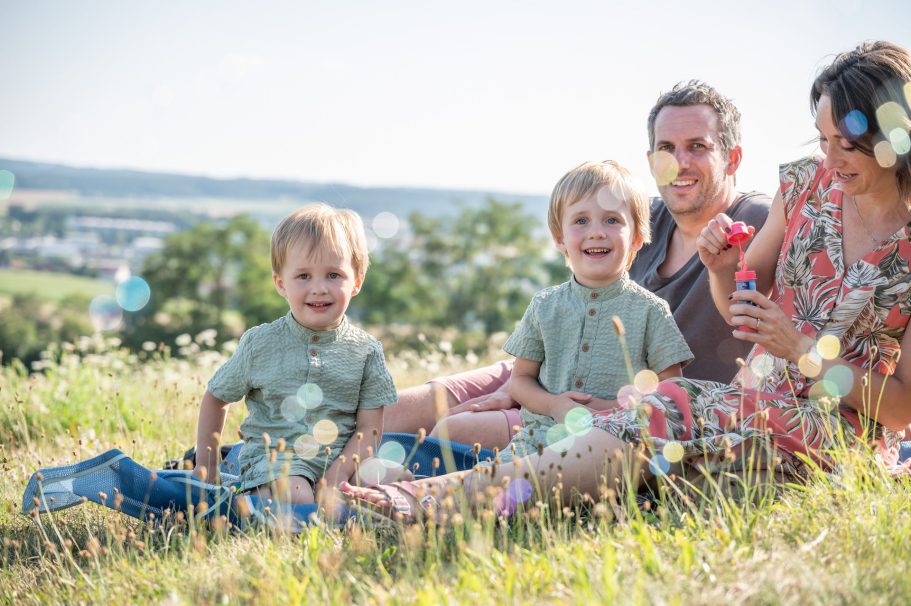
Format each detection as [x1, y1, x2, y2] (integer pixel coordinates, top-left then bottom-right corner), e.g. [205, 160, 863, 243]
[430, 360, 524, 430]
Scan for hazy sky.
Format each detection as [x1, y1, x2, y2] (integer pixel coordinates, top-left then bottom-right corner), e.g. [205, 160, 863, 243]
[2, 1, 910, 197]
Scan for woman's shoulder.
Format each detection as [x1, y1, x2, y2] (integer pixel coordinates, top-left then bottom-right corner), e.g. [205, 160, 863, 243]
[779, 156, 825, 189]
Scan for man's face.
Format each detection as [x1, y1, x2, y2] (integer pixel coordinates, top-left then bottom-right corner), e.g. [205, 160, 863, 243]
[648, 104, 739, 217]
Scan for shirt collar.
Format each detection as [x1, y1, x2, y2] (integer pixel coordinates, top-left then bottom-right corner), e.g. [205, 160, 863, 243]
[284, 311, 347, 344]
[569, 273, 630, 302]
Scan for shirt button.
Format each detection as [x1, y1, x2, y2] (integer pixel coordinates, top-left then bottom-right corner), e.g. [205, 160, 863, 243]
[588, 308, 596, 316]
[582, 343, 590, 352]
[311, 336, 320, 343]
[575, 379, 583, 388]
[590, 292, 598, 299]
[310, 349, 318, 356]
[306, 415, 314, 424]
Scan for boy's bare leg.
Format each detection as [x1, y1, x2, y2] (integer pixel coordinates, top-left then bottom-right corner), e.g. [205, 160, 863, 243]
[429, 410, 513, 451]
[343, 428, 633, 513]
[254, 475, 315, 505]
[383, 382, 459, 434]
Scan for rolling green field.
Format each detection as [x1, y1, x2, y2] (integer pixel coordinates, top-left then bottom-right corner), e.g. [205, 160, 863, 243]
[2, 338, 910, 605]
[0, 268, 113, 302]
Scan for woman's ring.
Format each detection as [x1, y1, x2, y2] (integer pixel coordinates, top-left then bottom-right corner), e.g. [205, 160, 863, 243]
[755, 317, 762, 330]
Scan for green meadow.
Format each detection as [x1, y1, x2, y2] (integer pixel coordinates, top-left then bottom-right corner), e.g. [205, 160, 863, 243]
[0, 269, 113, 302]
[1, 337, 910, 605]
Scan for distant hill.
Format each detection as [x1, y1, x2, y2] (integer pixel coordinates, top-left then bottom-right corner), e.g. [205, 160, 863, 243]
[0, 157, 548, 220]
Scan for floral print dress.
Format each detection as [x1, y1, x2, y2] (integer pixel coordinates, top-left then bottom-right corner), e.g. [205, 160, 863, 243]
[592, 157, 911, 474]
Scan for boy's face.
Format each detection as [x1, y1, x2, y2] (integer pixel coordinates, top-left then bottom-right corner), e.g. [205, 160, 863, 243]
[554, 186, 642, 289]
[273, 242, 361, 332]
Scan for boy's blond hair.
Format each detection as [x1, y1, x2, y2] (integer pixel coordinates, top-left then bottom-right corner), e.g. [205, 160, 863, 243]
[547, 160, 651, 269]
[270, 203, 370, 282]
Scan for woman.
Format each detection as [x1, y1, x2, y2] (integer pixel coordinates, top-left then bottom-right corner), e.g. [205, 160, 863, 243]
[343, 41, 911, 519]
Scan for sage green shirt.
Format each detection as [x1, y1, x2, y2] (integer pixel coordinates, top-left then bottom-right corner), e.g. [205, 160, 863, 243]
[208, 312, 397, 490]
[499, 275, 693, 462]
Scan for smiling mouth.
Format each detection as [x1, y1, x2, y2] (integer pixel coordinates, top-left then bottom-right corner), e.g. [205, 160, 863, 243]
[307, 302, 332, 309]
[670, 178, 697, 187]
[584, 247, 612, 256]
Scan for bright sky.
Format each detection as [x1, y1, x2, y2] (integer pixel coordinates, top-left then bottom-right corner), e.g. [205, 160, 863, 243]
[2, 1, 910, 198]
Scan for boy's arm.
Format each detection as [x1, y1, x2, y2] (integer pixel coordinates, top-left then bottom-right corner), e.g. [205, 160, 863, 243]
[508, 356, 592, 423]
[194, 390, 231, 483]
[588, 363, 683, 410]
[321, 406, 384, 489]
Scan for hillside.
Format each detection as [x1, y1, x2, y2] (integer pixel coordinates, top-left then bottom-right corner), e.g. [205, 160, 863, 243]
[0, 157, 548, 219]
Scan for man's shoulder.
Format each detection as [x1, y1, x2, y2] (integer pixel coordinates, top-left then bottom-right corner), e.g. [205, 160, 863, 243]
[623, 279, 671, 310]
[731, 191, 773, 227]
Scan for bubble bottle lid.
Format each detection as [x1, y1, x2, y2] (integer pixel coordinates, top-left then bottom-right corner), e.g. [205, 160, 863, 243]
[726, 221, 751, 245]
[735, 269, 757, 281]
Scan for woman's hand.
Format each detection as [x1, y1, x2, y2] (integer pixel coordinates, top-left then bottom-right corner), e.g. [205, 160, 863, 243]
[696, 213, 754, 273]
[729, 289, 813, 363]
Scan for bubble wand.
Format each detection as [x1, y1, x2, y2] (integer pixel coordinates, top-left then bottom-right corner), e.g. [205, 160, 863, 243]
[727, 221, 757, 333]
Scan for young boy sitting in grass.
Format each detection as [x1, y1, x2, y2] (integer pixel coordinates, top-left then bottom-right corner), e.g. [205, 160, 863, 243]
[194, 203, 397, 504]
[342, 160, 694, 519]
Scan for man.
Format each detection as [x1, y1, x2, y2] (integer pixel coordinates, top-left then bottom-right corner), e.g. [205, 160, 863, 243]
[384, 81, 771, 448]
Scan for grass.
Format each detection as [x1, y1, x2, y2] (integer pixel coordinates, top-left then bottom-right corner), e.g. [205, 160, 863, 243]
[1, 335, 910, 605]
[0, 268, 113, 302]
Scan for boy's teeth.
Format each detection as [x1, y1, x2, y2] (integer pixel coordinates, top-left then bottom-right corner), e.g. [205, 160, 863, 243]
[586, 248, 610, 253]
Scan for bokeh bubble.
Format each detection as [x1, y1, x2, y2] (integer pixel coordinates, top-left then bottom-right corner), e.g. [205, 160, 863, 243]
[874, 140, 898, 168]
[89, 295, 123, 331]
[824, 365, 854, 397]
[596, 185, 622, 211]
[650, 151, 680, 186]
[115, 276, 151, 312]
[293, 435, 320, 459]
[889, 128, 911, 155]
[372, 212, 400, 239]
[634, 369, 659, 394]
[545, 424, 573, 450]
[816, 335, 841, 360]
[377, 441, 406, 465]
[564, 407, 593, 436]
[297, 383, 323, 409]
[648, 454, 670, 476]
[0, 170, 15, 200]
[876, 102, 908, 136]
[749, 353, 775, 378]
[617, 384, 642, 409]
[798, 352, 823, 378]
[808, 380, 839, 404]
[662, 441, 685, 463]
[507, 478, 533, 504]
[357, 457, 388, 485]
[280, 395, 306, 423]
[313, 419, 338, 444]
[841, 109, 868, 137]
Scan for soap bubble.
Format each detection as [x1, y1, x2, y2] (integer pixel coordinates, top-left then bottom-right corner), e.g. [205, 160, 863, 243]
[634, 369, 660, 394]
[841, 109, 868, 137]
[662, 441, 685, 463]
[312, 419, 338, 445]
[545, 424, 573, 450]
[648, 454, 670, 477]
[293, 435, 319, 459]
[0, 170, 14, 200]
[297, 383, 323, 409]
[115, 276, 151, 312]
[372, 212, 400, 239]
[874, 140, 898, 168]
[650, 151, 679, 186]
[564, 407, 593, 436]
[89, 295, 123, 331]
[377, 441, 407, 465]
[824, 365, 854, 397]
[749, 353, 775, 378]
[356, 457, 388, 485]
[816, 335, 841, 360]
[280, 396, 306, 423]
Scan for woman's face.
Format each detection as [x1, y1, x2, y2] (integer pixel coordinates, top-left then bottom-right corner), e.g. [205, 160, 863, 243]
[816, 94, 899, 200]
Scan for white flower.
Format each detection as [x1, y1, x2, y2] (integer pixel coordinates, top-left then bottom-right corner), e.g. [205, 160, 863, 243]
[175, 333, 192, 347]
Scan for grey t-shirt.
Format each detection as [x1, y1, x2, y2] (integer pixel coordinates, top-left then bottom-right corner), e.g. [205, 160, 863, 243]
[629, 192, 772, 383]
